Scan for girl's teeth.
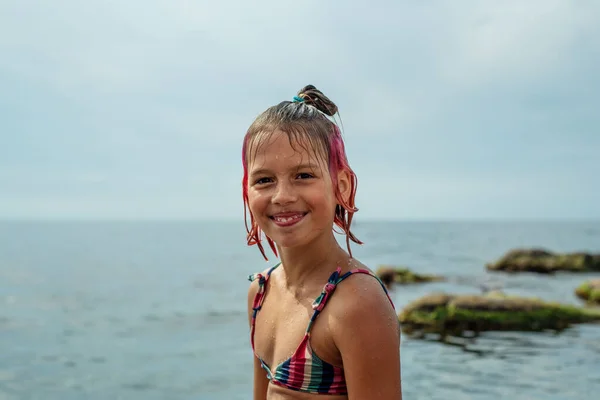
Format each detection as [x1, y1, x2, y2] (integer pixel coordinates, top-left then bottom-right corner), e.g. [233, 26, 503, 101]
[275, 215, 301, 222]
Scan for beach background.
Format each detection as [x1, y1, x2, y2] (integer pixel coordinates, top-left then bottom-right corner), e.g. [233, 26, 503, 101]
[2, 1, 600, 399]
[1, 219, 599, 400]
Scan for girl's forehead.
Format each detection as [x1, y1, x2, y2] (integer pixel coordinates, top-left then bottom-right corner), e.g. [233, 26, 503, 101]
[248, 131, 326, 167]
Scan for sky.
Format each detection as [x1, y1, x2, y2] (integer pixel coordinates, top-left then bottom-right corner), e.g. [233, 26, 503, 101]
[1, 0, 599, 221]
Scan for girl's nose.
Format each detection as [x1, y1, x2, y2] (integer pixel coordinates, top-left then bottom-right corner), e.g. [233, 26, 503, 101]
[272, 181, 297, 205]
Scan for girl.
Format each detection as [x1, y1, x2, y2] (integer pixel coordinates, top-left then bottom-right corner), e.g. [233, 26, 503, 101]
[243, 85, 402, 399]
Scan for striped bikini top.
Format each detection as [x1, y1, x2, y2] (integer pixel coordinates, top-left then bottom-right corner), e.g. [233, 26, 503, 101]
[248, 263, 395, 395]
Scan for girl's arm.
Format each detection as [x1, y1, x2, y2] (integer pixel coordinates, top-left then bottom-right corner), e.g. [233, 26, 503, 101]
[248, 280, 269, 400]
[331, 275, 403, 399]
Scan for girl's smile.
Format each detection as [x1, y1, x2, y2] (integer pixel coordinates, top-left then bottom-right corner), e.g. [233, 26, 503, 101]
[270, 211, 308, 227]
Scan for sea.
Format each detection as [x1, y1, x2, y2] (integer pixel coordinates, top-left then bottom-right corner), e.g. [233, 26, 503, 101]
[1, 220, 599, 400]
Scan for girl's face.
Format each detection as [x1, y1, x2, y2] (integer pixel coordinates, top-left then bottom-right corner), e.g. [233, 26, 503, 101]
[246, 131, 349, 250]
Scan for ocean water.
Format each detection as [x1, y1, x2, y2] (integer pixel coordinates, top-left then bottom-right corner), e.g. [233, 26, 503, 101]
[1, 220, 600, 400]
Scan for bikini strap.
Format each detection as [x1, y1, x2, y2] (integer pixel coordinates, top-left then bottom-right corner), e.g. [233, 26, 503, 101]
[306, 267, 395, 334]
[306, 266, 343, 333]
[248, 262, 281, 350]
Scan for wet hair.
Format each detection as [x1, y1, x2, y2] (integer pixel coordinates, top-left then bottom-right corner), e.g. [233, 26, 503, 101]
[242, 84, 362, 261]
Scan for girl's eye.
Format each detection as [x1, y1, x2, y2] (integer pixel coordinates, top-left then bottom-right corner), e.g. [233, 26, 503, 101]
[254, 177, 272, 185]
[297, 172, 314, 179]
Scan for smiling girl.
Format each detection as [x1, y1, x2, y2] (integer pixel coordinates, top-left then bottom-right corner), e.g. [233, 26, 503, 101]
[243, 85, 402, 399]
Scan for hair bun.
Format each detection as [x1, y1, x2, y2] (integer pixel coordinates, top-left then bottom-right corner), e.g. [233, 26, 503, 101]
[297, 85, 338, 117]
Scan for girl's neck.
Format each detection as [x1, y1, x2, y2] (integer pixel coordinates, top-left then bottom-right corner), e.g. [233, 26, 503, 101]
[276, 232, 350, 290]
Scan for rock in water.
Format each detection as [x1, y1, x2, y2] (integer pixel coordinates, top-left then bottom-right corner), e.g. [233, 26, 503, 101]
[398, 292, 600, 339]
[486, 248, 600, 274]
[375, 266, 445, 287]
[575, 279, 600, 305]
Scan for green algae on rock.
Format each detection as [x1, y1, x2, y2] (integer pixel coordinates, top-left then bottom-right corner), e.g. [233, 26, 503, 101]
[486, 248, 600, 274]
[398, 292, 600, 339]
[575, 279, 600, 305]
[375, 266, 445, 287]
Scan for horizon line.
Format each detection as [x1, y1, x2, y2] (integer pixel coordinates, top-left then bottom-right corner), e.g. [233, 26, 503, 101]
[1, 217, 598, 223]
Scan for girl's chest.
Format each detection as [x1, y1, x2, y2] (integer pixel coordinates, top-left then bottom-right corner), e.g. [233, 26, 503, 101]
[253, 288, 342, 369]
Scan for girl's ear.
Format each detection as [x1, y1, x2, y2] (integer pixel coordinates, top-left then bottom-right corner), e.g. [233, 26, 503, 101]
[337, 169, 352, 203]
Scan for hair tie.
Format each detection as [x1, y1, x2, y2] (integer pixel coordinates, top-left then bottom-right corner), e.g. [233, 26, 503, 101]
[292, 95, 304, 103]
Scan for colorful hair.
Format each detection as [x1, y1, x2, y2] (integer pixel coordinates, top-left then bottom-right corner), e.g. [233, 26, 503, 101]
[242, 85, 362, 261]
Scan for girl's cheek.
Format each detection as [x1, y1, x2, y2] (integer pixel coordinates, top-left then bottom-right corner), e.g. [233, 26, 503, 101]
[248, 190, 268, 208]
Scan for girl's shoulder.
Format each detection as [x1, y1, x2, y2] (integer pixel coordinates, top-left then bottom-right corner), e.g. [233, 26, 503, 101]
[328, 262, 398, 330]
[327, 264, 402, 397]
[336, 260, 390, 298]
[248, 262, 280, 283]
[326, 263, 401, 378]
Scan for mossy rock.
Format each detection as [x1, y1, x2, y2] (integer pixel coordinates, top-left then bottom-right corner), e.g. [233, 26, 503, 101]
[575, 279, 600, 304]
[486, 248, 600, 274]
[398, 292, 600, 338]
[375, 265, 445, 287]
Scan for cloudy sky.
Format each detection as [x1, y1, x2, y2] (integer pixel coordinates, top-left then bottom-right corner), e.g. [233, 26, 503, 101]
[1, 0, 598, 220]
